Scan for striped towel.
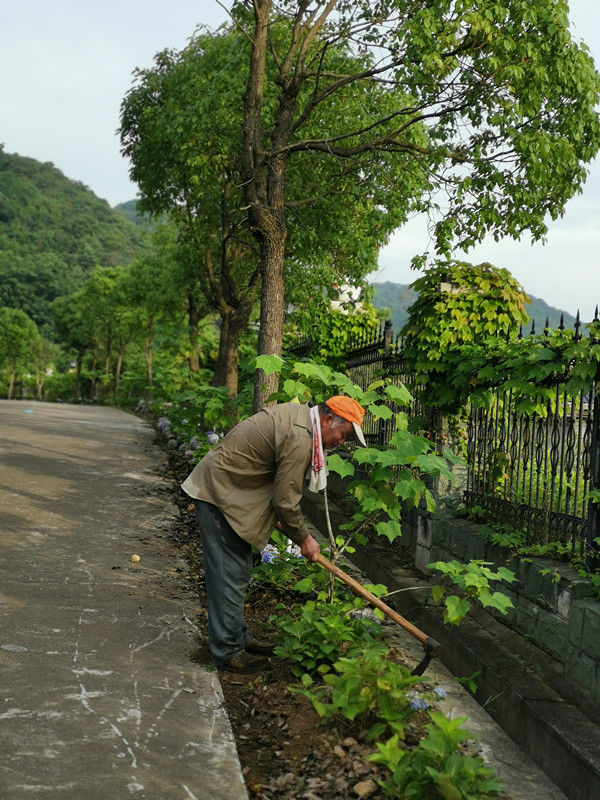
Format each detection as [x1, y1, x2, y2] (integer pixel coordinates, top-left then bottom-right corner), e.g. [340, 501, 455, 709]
[308, 405, 327, 492]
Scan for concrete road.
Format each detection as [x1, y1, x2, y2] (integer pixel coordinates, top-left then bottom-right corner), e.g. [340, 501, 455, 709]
[0, 400, 247, 800]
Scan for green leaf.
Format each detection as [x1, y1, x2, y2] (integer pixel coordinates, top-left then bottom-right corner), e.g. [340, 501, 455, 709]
[375, 519, 402, 542]
[431, 584, 446, 605]
[495, 566, 517, 584]
[282, 378, 309, 401]
[327, 453, 355, 478]
[384, 383, 413, 405]
[367, 402, 394, 420]
[479, 590, 514, 615]
[254, 354, 284, 375]
[443, 595, 471, 625]
[294, 577, 315, 593]
[293, 361, 332, 384]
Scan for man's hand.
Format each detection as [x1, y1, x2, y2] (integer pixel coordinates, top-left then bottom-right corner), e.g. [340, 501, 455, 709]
[300, 533, 320, 562]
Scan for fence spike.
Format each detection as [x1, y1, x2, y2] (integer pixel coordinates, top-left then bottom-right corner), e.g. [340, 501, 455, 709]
[574, 310, 581, 341]
[559, 313, 565, 331]
[530, 318, 536, 336]
[518, 324, 523, 340]
[594, 305, 599, 322]
[544, 316, 550, 336]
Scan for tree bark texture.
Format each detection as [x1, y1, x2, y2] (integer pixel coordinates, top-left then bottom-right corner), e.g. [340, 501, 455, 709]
[212, 310, 243, 397]
[253, 231, 286, 410]
[187, 294, 201, 373]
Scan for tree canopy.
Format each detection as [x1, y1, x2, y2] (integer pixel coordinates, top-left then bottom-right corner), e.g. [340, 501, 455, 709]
[236, 0, 600, 404]
[120, 24, 424, 398]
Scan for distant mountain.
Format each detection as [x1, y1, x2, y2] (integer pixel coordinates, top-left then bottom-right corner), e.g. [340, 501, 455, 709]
[114, 199, 160, 231]
[371, 280, 578, 335]
[0, 149, 146, 327]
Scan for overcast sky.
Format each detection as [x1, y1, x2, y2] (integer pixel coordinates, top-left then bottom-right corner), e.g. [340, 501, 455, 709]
[2, 1, 599, 317]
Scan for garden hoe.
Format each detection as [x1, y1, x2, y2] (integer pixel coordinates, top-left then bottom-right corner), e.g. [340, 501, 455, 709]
[315, 553, 440, 676]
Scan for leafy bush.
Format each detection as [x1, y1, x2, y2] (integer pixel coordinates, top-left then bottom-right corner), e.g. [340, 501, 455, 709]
[272, 598, 381, 678]
[254, 354, 459, 560]
[249, 532, 330, 596]
[428, 560, 516, 625]
[368, 713, 502, 798]
[297, 643, 423, 741]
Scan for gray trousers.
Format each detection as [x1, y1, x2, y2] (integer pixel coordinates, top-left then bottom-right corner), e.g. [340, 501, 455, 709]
[195, 500, 253, 665]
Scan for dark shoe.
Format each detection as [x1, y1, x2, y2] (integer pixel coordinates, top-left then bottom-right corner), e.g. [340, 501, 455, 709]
[220, 650, 269, 674]
[245, 638, 275, 656]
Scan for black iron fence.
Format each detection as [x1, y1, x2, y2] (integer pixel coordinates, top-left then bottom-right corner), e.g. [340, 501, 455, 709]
[287, 311, 600, 561]
[465, 383, 597, 553]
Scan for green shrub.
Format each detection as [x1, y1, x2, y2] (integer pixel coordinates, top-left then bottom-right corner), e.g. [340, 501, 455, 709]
[272, 598, 381, 678]
[368, 713, 502, 799]
[297, 642, 422, 741]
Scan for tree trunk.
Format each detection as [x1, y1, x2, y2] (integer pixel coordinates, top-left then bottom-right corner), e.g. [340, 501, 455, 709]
[188, 293, 201, 372]
[114, 339, 125, 399]
[7, 367, 15, 400]
[242, 0, 297, 411]
[145, 325, 154, 399]
[253, 231, 286, 410]
[212, 301, 254, 397]
[75, 352, 83, 398]
[89, 351, 98, 399]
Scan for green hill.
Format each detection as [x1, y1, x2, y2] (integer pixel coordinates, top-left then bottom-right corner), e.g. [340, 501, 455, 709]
[371, 280, 578, 335]
[114, 199, 159, 231]
[0, 148, 146, 327]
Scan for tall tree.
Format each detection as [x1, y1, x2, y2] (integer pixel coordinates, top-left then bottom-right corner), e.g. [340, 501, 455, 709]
[120, 31, 260, 396]
[29, 338, 61, 400]
[119, 227, 199, 396]
[120, 25, 421, 400]
[238, 0, 600, 405]
[0, 307, 39, 398]
[51, 292, 97, 398]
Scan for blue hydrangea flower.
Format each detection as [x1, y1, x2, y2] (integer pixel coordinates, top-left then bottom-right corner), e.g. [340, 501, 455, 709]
[409, 696, 430, 711]
[206, 431, 219, 445]
[434, 687, 448, 700]
[261, 545, 278, 563]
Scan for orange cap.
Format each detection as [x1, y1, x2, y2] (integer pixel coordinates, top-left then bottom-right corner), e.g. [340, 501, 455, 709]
[325, 396, 366, 446]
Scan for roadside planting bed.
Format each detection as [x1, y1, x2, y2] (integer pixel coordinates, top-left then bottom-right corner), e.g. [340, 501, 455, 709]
[165, 445, 508, 800]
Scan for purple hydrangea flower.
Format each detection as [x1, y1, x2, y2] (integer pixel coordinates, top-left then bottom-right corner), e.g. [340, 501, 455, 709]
[206, 431, 219, 445]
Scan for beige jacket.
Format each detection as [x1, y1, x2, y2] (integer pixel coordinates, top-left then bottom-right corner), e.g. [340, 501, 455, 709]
[181, 403, 313, 549]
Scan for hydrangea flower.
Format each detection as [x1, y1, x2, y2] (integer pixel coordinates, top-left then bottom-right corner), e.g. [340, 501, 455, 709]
[434, 687, 448, 700]
[261, 545, 279, 563]
[206, 431, 219, 445]
[409, 696, 430, 711]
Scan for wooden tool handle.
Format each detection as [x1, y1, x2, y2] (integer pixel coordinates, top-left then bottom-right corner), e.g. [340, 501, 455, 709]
[316, 553, 438, 652]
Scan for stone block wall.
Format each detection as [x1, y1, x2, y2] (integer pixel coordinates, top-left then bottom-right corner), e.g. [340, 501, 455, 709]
[402, 511, 600, 703]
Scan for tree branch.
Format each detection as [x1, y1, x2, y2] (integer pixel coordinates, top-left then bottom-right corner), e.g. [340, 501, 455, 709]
[214, 0, 254, 44]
